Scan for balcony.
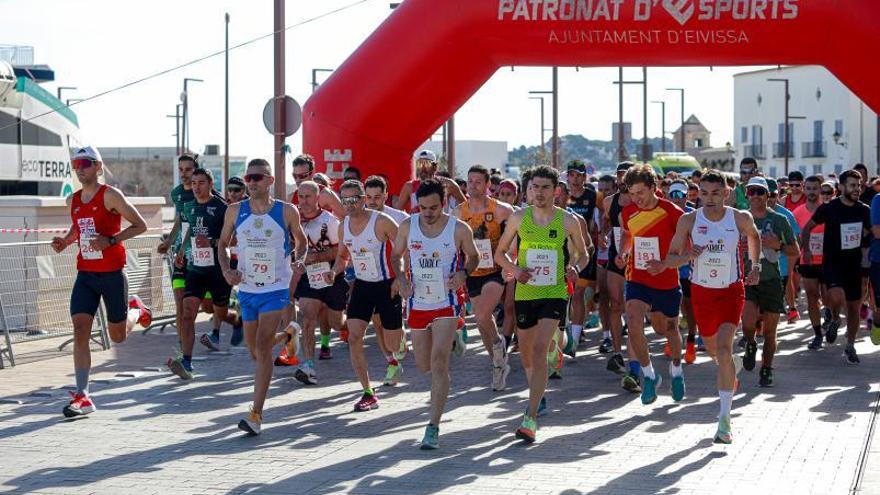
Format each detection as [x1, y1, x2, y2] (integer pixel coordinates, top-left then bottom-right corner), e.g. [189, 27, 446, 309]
[772, 142, 795, 158]
[743, 144, 766, 160]
[802, 141, 827, 158]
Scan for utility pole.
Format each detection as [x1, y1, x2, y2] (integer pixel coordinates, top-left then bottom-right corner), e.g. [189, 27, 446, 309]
[447, 115, 456, 177]
[666, 88, 685, 153]
[168, 104, 182, 155]
[529, 96, 546, 153]
[273, 0, 286, 198]
[551, 66, 559, 169]
[768, 78, 804, 176]
[642, 67, 649, 161]
[182, 77, 203, 153]
[224, 12, 230, 186]
[614, 68, 648, 161]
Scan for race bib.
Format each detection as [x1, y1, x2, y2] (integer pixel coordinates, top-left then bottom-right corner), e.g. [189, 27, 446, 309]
[695, 253, 731, 289]
[475, 239, 494, 270]
[245, 247, 275, 284]
[77, 217, 103, 260]
[613, 227, 622, 251]
[841, 222, 862, 250]
[191, 238, 215, 267]
[351, 251, 379, 280]
[526, 249, 557, 286]
[306, 262, 331, 290]
[809, 232, 824, 255]
[634, 236, 660, 270]
[413, 267, 447, 304]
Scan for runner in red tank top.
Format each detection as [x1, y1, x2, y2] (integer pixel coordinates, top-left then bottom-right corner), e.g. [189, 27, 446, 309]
[51, 146, 149, 419]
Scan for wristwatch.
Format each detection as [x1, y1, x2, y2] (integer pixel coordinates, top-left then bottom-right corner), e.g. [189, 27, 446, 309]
[109, 236, 118, 246]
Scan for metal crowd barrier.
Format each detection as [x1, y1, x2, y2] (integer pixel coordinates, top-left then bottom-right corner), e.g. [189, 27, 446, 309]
[0, 235, 177, 368]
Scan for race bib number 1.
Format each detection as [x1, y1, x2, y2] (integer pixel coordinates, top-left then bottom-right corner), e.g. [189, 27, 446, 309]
[841, 222, 862, 250]
[634, 237, 660, 270]
[526, 249, 557, 286]
[475, 239, 494, 270]
[413, 268, 447, 304]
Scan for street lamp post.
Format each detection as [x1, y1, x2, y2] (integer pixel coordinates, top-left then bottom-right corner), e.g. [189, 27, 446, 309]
[651, 100, 666, 152]
[666, 88, 685, 153]
[528, 96, 547, 153]
[767, 78, 806, 176]
[311, 68, 334, 94]
[530, 81, 558, 168]
[614, 68, 648, 161]
[57, 86, 76, 101]
[181, 77, 203, 153]
[224, 12, 230, 188]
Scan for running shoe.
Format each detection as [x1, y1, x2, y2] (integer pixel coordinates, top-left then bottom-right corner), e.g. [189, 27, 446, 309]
[563, 326, 577, 358]
[238, 404, 262, 436]
[822, 307, 833, 331]
[598, 337, 613, 354]
[684, 340, 697, 364]
[844, 345, 860, 365]
[663, 342, 672, 358]
[230, 318, 244, 347]
[714, 415, 732, 444]
[492, 363, 511, 391]
[128, 295, 152, 328]
[420, 424, 440, 450]
[548, 369, 562, 380]
[354, 393, 379, 412]
[536, 396, 548, 417]
[340, 323, 350, 343]
[607, 353, 626, 374]
[492, 338, 508, 368]
[872, 323, 880, 346]
[621, 372, 642, 393]
[547, 333, 563, 375]
[319, 346, 332, 360]
[167, 356, 193, 380]
[452, 329, 466, 358]
[273, 346, 299, 367]
[515, 414, 537, 443]
[294, 362, 318, 385]
[585, 313, 600, 328]
[826, 319, 840, 344]
[742, 340, 758, 372]
[200, 333, 221, 352]
[285, 322, 301, 358]
[696, 336, 706, 352]
[671, 374, 685, 402]
[62, 391, 96, 417]
[641, 374, 662, 405]
[787, 307, 799, 325]
[808, 332, 823, 350]
[759, 367, 773, 387]
[384, 360, 402, 387]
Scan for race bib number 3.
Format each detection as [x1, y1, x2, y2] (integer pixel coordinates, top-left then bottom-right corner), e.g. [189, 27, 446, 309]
[634, 237, 660, 270]
[307, 262, 331, 290]
[695, 253, 731, 289]
[526, 249, 557, 286]
[841, 223, 862, 250]
[246, 247, 275, 284]
[413, 268, 447, 304]
[475, 239, 494, 270]
[77, 217, 103, 260]
[351, 251, 379, 280]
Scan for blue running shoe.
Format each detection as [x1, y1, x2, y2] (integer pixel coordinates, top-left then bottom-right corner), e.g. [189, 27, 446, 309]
[671, 374, 685, 402]
[641, 374, 662, 405]
[420, 424, 440, 450]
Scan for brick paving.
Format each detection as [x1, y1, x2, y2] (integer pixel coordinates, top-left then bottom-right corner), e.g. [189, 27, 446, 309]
[1, 316, 879, 495]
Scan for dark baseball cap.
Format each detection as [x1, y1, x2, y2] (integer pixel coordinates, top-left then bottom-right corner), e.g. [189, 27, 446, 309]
[616, 161, 634, 173]
[227, 176, 245, 188]
[566, 160, 587, 174]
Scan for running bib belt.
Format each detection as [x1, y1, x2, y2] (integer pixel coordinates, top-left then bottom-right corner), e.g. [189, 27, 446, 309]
[71, 185, 125, 272]
[407, 213, 458, 311]
[234, 200, 292, 293]
[515, 207, 568, 301]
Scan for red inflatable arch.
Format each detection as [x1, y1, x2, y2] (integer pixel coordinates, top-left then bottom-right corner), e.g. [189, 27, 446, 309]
[303, 0, 880, 193]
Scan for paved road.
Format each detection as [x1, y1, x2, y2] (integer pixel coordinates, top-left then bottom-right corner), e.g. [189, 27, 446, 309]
[1, 317, 878, 495]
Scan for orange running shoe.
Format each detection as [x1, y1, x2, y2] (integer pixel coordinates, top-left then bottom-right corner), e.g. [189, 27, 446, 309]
[684, 340, 697, 364]
[663, 342, 672, 358]
[128, 295, 152, 328]
[274, 346, 299, 367]
[340, 322, 350, 343]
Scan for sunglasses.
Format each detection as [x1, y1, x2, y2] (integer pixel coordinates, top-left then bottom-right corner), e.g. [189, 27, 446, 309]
[789, 182, 803, 188]
[245, 173, 269, 183]
[746, 188, 767, 197]
[669, 191, 687, 199]
[72, 158, 97, 170]
[821, 190, 834, 195]
[341, 195, 363, 206]
[227, 186, 243, 193]
[293, 172, 310, 182]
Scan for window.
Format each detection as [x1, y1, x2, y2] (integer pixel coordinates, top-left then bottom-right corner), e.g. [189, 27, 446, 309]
[813, 165, 823, 175]
[741, 127, 749, 143]
[694, 138, 704, 148]
[835, 119, 844, 135]
[752, 125, 763, 146]
[799, 165, 807, 175]
[813, 120, 823, 142]
[769, 166, 778, 178]
[835, 164, 844, 174]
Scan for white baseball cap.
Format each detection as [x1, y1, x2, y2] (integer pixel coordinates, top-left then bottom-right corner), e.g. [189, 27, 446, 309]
[415, 149, 437, 162]
[746, 176, 769, 191]
[72, 146, 102, 162]
[668, 182, 688, 195]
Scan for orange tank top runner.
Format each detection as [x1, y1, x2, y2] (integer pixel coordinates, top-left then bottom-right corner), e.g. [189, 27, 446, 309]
[461, 198, 503, 278]
[71, 185, 125, 272]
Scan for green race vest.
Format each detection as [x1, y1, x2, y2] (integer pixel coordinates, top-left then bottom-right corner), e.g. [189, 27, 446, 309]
[515, 207, 568, 301]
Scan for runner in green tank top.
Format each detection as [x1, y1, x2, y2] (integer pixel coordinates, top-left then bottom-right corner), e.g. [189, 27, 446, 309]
[495, 165, 589, 444]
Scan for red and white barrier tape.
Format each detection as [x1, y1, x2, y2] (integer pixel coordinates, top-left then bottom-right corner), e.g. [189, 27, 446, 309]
[0, 227, 171, 234]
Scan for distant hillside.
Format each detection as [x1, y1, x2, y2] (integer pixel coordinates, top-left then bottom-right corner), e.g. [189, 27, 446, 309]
[508, 135, 670, 172]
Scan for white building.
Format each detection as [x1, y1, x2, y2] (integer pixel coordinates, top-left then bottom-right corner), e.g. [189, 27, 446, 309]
[734, 66, 878, 179]
[418, 140, 508, 178]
